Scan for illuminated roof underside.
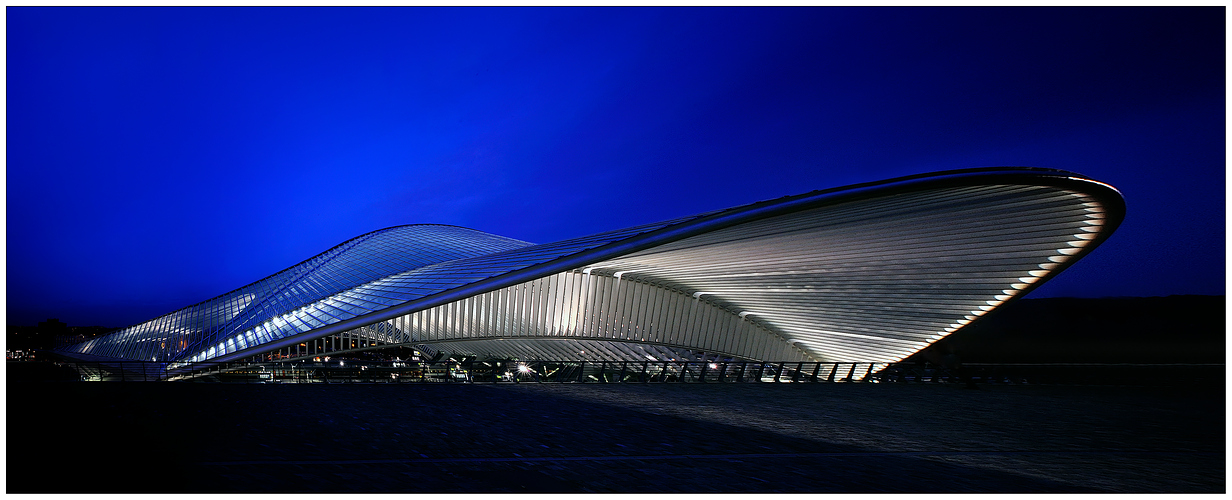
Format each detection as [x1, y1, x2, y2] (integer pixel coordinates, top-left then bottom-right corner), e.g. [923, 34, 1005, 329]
[58, 168, 1124, 367]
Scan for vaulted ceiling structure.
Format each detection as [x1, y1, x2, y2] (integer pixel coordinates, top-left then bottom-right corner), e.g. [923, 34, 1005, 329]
[58, 168, 1124, 369]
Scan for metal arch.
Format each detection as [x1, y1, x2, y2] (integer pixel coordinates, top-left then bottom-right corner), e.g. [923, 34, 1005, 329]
[364, 271, 811, 363]
[58, 168, 1125, 370]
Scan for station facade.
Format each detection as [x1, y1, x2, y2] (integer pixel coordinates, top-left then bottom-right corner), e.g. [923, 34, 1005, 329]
[57, 168, 1124, 376]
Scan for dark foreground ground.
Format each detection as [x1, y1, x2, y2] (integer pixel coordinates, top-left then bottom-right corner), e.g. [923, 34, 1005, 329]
[7, 381, 1224, 493]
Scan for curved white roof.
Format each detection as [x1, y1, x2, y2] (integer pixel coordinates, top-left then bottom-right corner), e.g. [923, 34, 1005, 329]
[59, 168, 1124, 366]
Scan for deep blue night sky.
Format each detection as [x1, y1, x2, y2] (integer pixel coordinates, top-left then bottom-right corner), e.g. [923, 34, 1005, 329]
[7, 7, 1225, 328]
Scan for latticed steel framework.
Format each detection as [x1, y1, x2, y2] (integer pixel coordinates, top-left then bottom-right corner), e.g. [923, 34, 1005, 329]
[58, 168, 1124, 371]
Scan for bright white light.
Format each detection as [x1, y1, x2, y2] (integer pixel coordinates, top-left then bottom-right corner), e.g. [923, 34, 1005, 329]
[708, 363, 718, 369]
[518, 365, 530, 373]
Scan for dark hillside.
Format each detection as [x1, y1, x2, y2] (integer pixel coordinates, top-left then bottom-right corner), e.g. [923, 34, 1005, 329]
[909, 295, 1225, 364]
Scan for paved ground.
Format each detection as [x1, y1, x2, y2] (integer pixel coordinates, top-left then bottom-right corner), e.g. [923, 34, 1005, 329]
[7, 381, 1224, 493]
